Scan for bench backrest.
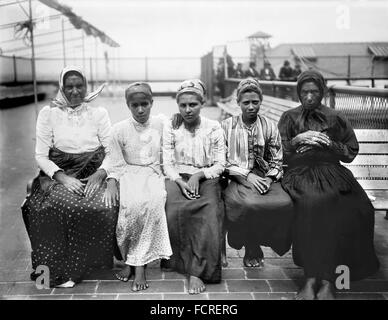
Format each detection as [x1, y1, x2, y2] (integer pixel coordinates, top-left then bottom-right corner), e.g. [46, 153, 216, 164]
[344, 129, 388, 190]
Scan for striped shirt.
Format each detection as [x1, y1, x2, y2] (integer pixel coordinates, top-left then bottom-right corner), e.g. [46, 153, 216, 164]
[221, 114, 283, 181]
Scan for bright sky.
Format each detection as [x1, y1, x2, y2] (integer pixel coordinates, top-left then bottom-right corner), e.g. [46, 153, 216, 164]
[1, 0, 388, 59]
[60, 0, 388, 57]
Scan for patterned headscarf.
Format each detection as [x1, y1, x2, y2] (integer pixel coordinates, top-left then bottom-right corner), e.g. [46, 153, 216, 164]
[125, 82, 153, 101]
[50, 66, 105, 108]
[236, 78, 263, 103]
[176, 79, 206, 103]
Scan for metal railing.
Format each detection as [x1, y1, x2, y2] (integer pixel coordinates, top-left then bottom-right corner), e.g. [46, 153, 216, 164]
[327, 85, 388, 129]
[222, 78, 388, 129]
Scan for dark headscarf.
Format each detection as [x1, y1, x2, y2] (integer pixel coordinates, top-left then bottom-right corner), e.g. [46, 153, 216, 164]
[296, 69, 327, 103]
[295, 69, 328, 132]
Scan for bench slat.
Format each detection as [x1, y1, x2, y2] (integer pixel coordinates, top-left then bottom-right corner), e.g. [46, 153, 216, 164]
[348, 155, 388, 166]
[354, 129, 388, 142]
[357, 180, 388, 190]
[345, 166, 388, 178]
[359, 143, 388, 154]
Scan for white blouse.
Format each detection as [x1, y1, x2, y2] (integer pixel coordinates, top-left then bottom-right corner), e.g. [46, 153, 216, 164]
[35, 103, 111, 178]
[101, 114, 167, 181]
[162, 116, 226, 181]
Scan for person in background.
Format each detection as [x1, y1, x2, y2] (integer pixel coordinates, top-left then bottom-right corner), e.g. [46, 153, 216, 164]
[293, 63, 302, 80]
[278, 69, 379, 300]
[259, 60, 276, 81]
[162, 79, 226, 294]
[245, 61, 260, 79]
[235, 63, 244, 79]
[279, 60, 294, 81]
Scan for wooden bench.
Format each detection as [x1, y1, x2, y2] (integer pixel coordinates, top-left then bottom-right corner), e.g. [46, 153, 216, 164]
[344, 129, 388, 217]
[217, 94, 388, 218]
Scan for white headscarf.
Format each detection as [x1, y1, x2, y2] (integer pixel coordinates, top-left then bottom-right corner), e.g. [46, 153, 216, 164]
[50, 66, 105, 108]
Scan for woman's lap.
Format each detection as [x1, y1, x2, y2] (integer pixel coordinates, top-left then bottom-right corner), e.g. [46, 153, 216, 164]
[165, 178, 224, 282]
[223, 181, 293, 255]
[24, 183, 118, 285]
[282, 164, 379, 281]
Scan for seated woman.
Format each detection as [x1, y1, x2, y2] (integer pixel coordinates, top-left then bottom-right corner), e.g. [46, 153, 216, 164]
[278, 70, 380, 300]
[102, 82, 172, 292]
[222, 78, 293, 268]
[162, 79, 226, 295]
[22, 66, 118, 288]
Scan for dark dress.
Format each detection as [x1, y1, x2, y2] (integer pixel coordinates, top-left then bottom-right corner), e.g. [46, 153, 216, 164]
[22, 147, 119, 287]
[222, 115, 294, 256]
[165, 175, 224, 283]
[278, 105, 380, 281]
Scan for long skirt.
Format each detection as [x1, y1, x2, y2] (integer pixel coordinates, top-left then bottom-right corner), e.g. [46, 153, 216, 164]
[223, 179, 294, 256]
[22, 182, 118, 287]
[165, 176, 224, 283]
[282, 162, 380, 281]
[116, 166, 172, 266]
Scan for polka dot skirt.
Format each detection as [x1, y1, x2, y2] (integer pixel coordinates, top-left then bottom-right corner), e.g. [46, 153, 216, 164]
[22, 182, 118, 287]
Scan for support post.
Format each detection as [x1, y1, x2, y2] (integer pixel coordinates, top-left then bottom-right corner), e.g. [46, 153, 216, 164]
[90, 57, 94, 91]
[28, 0, 38, 118]
[61, 18, 66, 67]
[13, 54, 17, 83]
[82, 31, 85, 71]
[145, 56, 148, 81]
[347, 55, 351, 85]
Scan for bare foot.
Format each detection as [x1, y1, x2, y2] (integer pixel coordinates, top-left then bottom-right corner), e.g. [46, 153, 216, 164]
[295, 278, 317, 300]
[115, 265, 133, 282]
[316, 280, 335, 300]
[243, 257, 264, 267]
[243, 246, 264, 268]
[131, 266, 148, 292]
[188, 275, 206, 295]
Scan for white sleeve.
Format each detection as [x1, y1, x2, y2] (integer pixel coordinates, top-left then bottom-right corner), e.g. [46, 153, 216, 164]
[202, 124, 226, 179]
[35, 106, 62, 178]
[96, 107, 113, 170]
[162, 120, 181, 181]
[102, 126, 127, 181]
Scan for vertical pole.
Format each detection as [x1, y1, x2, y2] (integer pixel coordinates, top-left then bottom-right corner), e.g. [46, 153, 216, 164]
[13, 54, 17, 83]
[145, 56, 148, 81]
[347, 55, 351, 85]
[28, 0, 38, 117]
[371, 57, 375, 88]
[95, 38, 98, 86]
[90, 57, 94, 91]
[223, 46, 228, 79]
[61, 18, 66, 67]
[82, 31, 85, 71]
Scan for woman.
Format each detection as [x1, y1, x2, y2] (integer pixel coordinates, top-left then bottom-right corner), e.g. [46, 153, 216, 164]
[222, 78, 293, 268]
[22, 66, 118, 288]
[278, 70, 380, 300]
[162, 79, 226, 295]
[102, 82, 172, 291]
